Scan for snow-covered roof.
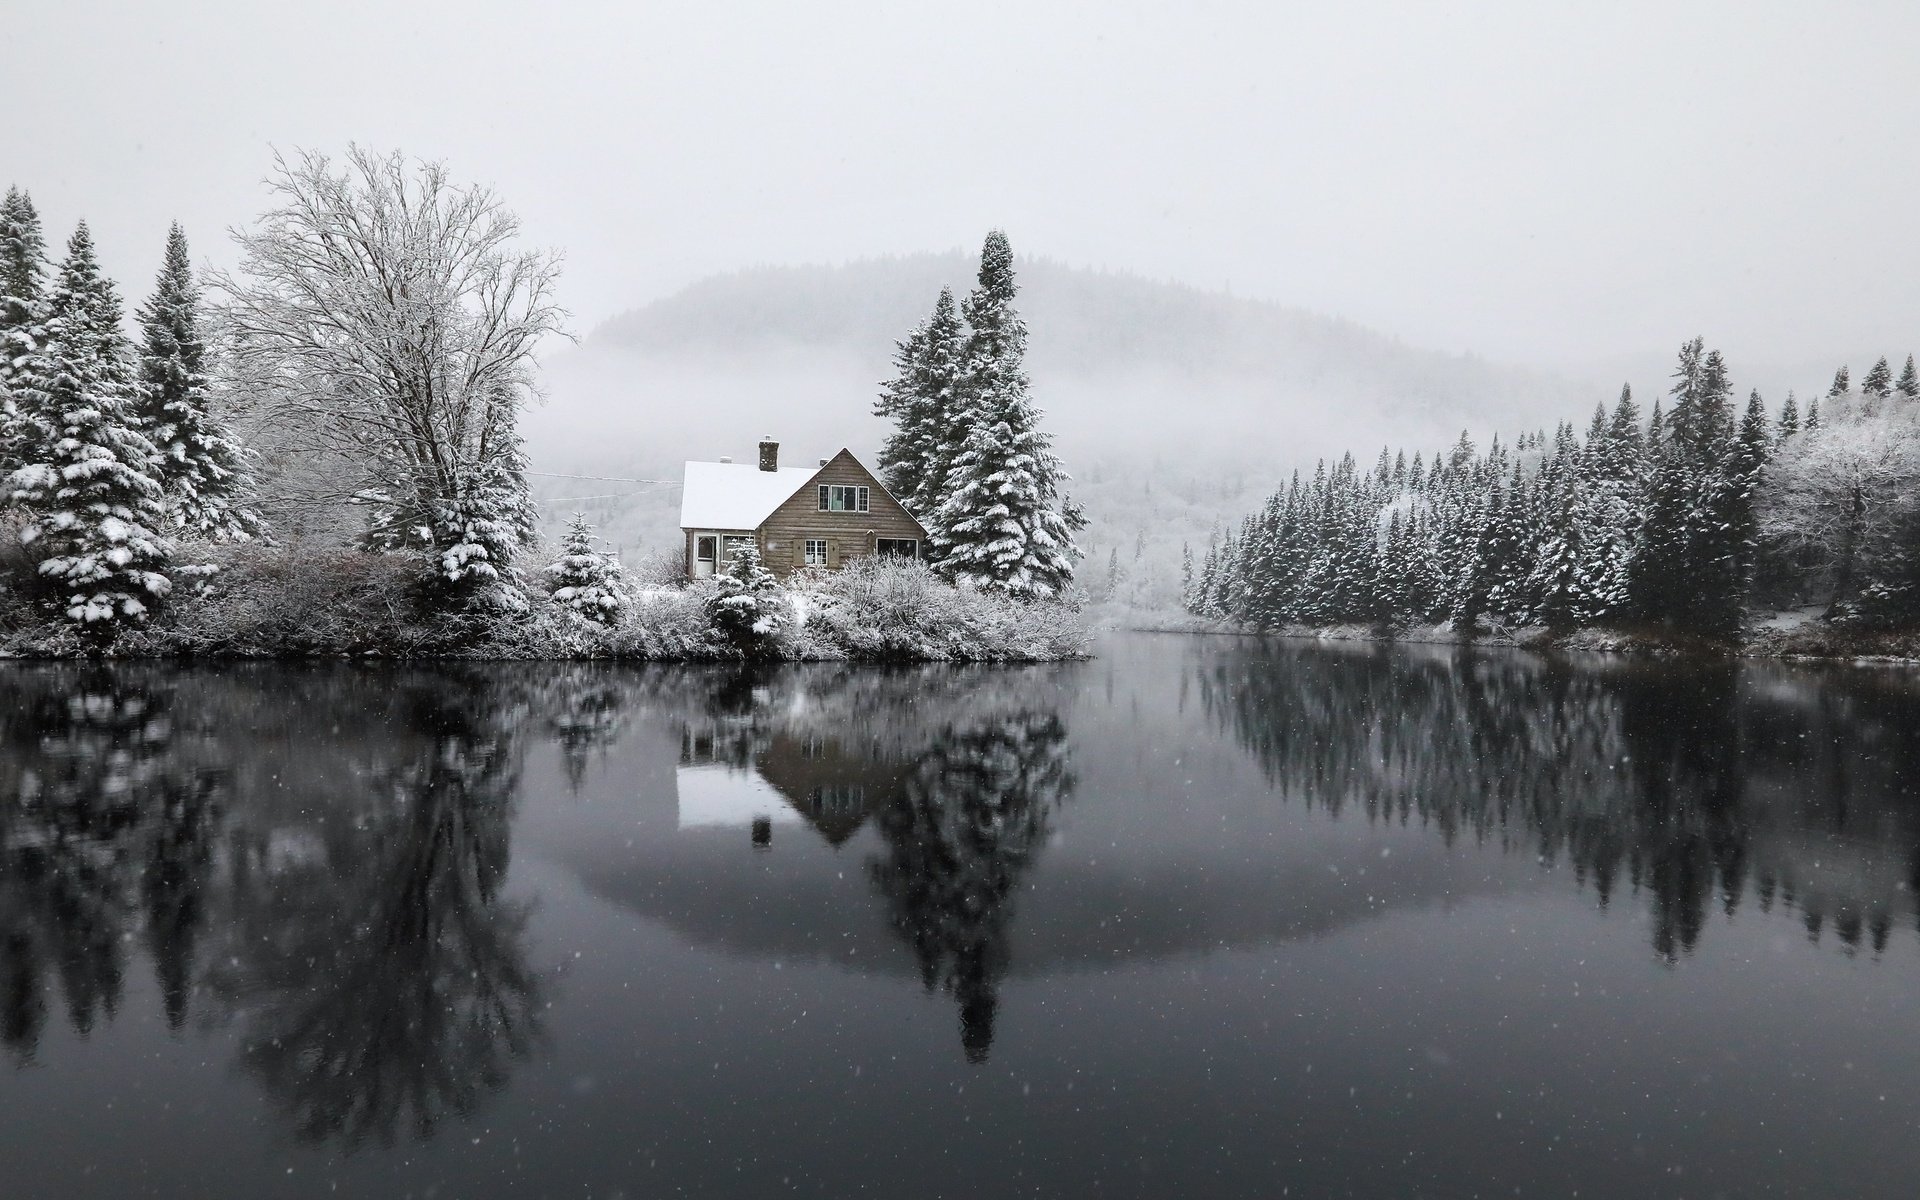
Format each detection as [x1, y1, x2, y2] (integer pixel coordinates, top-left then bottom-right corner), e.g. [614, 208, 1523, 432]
[679, 459, 822, 530]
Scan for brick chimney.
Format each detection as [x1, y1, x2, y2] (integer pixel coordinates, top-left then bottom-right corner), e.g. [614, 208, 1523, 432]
[758, 436, 779, 472]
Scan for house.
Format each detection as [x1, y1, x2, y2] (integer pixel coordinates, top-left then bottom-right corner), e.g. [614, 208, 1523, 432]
[679, 439, 928, 579]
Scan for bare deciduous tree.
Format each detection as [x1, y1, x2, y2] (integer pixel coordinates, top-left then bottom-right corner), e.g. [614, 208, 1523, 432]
[211, 146, 566, 607]
[1759, 394, 1920, 612]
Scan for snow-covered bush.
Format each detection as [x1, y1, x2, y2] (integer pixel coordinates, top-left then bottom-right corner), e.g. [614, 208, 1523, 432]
[545, 513, 627, 625]
[797, 556, 1089, 661]
[705, 546, 787, 655]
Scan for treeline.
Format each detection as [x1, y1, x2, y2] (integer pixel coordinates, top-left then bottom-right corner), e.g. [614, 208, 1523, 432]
[1190, 338, 1920, 639]
[873, 231, 1084, 599]
[0, 189, 260, 635]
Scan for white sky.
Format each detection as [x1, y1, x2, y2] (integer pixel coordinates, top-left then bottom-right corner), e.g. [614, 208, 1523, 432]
[9, 0, 1918, 371]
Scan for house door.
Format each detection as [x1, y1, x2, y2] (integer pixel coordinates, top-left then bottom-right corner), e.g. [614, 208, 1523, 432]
[693, 535, 718, 578]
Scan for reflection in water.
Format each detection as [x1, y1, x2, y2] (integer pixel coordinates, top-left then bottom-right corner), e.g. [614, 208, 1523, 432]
[0, 667, 544, 1149]
[670, 664, 1076, 1060]
[10, 642, 1920, 1193]
[0, 671, 221, 1060]
[207, 675, 541, 1148]
[1200, 640, 1920, 960]
[868, 710, 1071, 1061]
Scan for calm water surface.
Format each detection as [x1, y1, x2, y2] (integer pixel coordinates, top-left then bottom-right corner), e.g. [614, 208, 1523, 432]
[3, 634, 1919, 1198]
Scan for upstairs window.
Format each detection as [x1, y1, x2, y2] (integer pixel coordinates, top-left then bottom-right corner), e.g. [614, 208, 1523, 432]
[818, 484, 868, 512]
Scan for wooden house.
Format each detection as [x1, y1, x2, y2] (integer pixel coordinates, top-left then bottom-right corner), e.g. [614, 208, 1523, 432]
[679, 439, 928, 579]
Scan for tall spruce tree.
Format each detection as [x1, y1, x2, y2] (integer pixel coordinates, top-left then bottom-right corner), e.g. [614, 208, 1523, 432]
[1862, 356, 1893, 399]
[0, 187, 46, 476]
[133, 223, 261, 541]
[1630, 338, 1743, 637]
[1778, 391, 1800, 437]
[1828, 366, 1850, 398]
[875, 286, 964, 522]
[935, 231, 1082, 598]
[6, 223, 171, 635]
[1899, 355, 1920, 399]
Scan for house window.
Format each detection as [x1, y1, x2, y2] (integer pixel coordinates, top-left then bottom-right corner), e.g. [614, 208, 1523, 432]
[804, 538, 829, 566]
[695, 535, 718, 563]
[818, 484, 868, 512]
[876, 538, 918, 559]
[722, 535, 755, 561]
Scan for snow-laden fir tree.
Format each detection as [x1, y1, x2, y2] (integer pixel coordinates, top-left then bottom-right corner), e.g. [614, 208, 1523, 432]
[545, 512, 627, 624]
[0, 186, 47, 476]
[1778, 391, 1800, 437]
[875, 286, 964, 521]
[935, 231, 1083, 598]
[1899, 356, 1919, 400]
[1630, 338, 1743, 636]
[1862, 357, 1894, 399]
[6, 222, 171, 634]
[1828, 366, 1850, 398]
[706, 544, 786, 654]
[133, 223, 261, 541]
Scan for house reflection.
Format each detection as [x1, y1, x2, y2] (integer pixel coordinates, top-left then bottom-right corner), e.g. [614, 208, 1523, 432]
[676, 718, 910, 850]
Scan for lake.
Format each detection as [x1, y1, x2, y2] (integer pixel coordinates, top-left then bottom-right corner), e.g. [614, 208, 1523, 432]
[3, 633, 1918, 1198]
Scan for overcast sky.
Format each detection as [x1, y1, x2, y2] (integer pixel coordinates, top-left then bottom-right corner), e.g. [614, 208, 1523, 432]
[9, 0, 1917, 373]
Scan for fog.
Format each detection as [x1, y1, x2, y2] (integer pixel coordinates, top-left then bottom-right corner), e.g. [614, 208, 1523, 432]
[9, 1, 1917, 373]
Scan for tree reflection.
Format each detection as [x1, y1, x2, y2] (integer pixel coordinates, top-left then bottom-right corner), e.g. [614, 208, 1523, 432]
[210, 673, 542, 1149]
[1198, 642, 1920, 961]
[868, 709, 1072, 1062]
[0, 668, 210, 1060]
[0, 665, 546, 1149]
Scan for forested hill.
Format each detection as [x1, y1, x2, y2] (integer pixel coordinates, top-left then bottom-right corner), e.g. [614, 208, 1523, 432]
[574, 253, 1589, 461]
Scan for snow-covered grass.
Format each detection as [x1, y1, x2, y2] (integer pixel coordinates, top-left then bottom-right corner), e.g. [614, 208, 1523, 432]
[0, 540, 1090, 661]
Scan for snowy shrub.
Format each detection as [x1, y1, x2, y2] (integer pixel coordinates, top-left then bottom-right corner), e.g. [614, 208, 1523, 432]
[705, 546, 787, 655]
[799, 557, 1089, 661]
[545, 513, 627, 625]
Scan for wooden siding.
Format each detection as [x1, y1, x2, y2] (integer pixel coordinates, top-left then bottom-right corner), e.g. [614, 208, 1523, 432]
[756, 450, 927, 578]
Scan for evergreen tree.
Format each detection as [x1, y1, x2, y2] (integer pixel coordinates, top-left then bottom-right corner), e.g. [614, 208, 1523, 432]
[0, 187, 46, 475]
[935, 231, 1083, 598]
[5, 223, 170, 636]
[1862, 356, 1893, 399]
[545, 513, 627, 624]
[1828, 366, 1850, 398]
[1899, 355, 1920, 400]
[1778, 391, 1800, 438]
[1630, 338, 1743, 637]
[1805, 395, 1821, 431]
[875, 286, 964, 520]
[133, 223, 261, 541]
[706, 545, 785, 655]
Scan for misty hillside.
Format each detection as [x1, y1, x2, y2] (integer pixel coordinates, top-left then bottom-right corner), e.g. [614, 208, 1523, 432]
[524, 253, 1606, 601]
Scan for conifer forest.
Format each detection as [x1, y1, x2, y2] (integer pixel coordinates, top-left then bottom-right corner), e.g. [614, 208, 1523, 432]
[1190, 340, 1920, 643]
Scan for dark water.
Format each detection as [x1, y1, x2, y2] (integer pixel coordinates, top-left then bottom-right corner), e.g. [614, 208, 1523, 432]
[4, 635, 1920, 1198]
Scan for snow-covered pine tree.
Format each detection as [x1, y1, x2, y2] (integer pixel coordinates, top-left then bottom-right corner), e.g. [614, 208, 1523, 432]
[1778, 391, 1800, 438]
[133, 223, 261, 542]
[1805, 395, 1821, 431]
[1862, 357, 1893, 399]
[1899, 356, 1919, 400]
[935, 231, 1083, 598]
[546, 512, 627, 624]
[0, 187, 47, 476]
[875, 286, 964, 523]
[706, 544, 786, 654]
[1729, 388, 1773, 590]
[1828, 366, 1850, 398]
[6, 222, 171, 635]
[1630, 338, 1743, 637]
